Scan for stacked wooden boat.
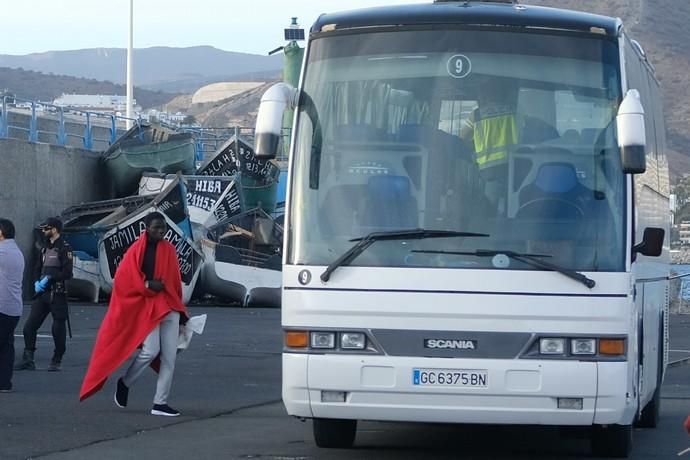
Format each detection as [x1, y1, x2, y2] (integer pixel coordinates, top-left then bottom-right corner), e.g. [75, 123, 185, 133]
[60, 129, 285, 307]
[60, 177, 202, 303]
[102, 122, 197, 196]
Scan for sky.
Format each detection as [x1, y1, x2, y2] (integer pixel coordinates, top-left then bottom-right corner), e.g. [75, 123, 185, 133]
[1, 0, 424, 56]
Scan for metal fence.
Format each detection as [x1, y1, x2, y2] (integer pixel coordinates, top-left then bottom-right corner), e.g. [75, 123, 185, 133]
[0, 95, 291, 162]
[0, 95, 135, 149]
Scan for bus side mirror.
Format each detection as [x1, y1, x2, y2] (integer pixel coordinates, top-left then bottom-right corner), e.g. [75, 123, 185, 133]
[616, 89, 646, 174]
[254, 83, 298, 159]
[633, 227, 664, 257]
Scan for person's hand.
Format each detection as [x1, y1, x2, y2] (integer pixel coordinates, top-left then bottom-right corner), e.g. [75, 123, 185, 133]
[146, 279, 165, 292]
[34, 276, 51, 294]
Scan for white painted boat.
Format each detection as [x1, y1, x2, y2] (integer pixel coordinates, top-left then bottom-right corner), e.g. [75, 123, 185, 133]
[99, 208, 204, 304]
[139, 172, 243, 235]
[66, 252, 102, 303]
[201, 240, 281, 307]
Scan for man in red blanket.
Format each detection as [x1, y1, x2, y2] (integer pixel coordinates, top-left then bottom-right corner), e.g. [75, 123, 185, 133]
[80, 212, 188, 416]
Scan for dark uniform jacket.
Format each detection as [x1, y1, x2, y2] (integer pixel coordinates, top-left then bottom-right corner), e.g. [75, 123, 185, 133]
[34, 236, 73, 292]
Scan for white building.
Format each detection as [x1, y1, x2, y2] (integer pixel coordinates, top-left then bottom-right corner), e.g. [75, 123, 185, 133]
[140, 109, 188, 125]
[679, 221, 690, 245]
[53, 94, 141, 113]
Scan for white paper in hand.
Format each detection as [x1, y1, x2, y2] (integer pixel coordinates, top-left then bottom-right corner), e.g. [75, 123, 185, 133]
[177, 314, 208, 350]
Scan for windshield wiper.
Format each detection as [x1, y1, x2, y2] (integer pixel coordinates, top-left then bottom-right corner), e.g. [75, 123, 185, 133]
[412, 249, 596, 289]
[320, 228, 489, 282]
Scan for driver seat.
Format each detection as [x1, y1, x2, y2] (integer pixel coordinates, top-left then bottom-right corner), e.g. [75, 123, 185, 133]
[517, 162, 592, 219]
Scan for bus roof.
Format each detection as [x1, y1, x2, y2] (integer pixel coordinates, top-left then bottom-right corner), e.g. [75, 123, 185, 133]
[311, 1, 619, 37]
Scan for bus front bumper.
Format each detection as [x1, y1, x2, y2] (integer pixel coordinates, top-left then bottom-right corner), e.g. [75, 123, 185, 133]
[282, 354, 634, 426]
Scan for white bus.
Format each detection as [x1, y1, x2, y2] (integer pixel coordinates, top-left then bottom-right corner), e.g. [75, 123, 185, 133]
[254, 1, 670, 457]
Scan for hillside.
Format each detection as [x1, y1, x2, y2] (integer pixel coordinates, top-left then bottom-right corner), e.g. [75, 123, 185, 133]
[0, 46, 282, 93]
[524, 0, 690, 182]
[160, 82, 277, 128]
[0, 67, 174, 109]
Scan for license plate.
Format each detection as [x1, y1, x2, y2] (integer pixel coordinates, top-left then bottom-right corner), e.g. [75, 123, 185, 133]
[412, 368, 488, 387]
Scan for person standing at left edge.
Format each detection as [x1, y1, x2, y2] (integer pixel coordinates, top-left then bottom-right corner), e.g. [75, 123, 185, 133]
[0, 218, 25, 392]
[15, 217, 73, 372]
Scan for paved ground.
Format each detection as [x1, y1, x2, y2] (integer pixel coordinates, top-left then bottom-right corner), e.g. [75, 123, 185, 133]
[2, 305, 690, 459]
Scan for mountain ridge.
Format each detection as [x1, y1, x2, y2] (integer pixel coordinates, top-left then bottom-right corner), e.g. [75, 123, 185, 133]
[0, 46, 282, 92]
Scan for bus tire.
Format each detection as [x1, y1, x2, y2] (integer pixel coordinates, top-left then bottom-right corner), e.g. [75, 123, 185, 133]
[313, 418, 357, 448]
[590, 424, 632, 458]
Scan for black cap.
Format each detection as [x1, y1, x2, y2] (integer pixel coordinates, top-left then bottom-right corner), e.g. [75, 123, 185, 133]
[39, 217, 63, 232]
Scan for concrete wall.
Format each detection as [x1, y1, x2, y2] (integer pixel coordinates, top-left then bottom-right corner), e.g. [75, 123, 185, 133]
[0, 138, 109, 297]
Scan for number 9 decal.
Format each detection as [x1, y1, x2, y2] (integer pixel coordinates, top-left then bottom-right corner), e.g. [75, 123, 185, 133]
[298, 269, 312, 285]
[447, 54, 472, 79]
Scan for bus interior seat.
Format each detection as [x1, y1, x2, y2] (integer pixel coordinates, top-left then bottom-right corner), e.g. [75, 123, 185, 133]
[517, 162, 590, 220]
[562, 129, 581, 144]
[361, 175, 418, 232]
[397, 123, 478, 223]
[319, 184, 368, 237]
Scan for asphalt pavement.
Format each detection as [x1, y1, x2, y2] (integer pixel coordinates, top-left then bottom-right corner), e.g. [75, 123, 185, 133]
[2, 305, 690, 459]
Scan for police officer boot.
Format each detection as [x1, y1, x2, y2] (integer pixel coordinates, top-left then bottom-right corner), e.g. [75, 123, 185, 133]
[48, 353, 62, 372]
[14, 349, 36, 371]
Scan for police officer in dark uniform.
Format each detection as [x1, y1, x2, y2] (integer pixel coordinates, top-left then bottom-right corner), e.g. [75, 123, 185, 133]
[15, 217, 73, 372]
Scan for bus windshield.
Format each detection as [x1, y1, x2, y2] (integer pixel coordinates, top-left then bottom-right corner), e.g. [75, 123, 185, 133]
[289, 28, 625, 272]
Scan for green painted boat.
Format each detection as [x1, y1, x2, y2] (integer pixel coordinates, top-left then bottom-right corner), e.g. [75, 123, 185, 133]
[103, 123, 197, 197]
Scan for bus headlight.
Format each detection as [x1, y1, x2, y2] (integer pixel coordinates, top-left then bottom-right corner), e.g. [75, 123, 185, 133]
[571, 338, 596, 355]
[539, 338, 565, 355]
[311, 332, 336, 349]
[341, 332, 366, 350]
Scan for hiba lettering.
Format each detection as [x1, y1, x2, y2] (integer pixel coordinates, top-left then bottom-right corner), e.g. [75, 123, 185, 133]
[195, 180, 222, 194]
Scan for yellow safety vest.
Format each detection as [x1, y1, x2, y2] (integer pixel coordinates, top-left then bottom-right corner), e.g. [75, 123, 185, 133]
[473, 113, 518, 169]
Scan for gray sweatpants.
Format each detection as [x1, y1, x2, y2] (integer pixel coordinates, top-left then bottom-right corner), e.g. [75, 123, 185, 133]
[122, 311, 180, 405]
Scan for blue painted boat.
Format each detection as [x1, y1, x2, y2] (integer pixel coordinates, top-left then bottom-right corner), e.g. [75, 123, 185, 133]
[61, 195, 153, 258]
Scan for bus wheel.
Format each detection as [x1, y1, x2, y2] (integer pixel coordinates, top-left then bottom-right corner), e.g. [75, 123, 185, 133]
[590, 424, 632, 458]
[313, 418, 357, 448]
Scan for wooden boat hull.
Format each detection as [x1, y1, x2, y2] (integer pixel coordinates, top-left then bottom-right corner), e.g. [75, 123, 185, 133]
[99, 209, 203, 304]
[200, 242, 281, 307]
[66, 252, 102, 303]
[61, 195, 154, 258]
[104, 126, 196, 197]
[197, 135, 279, 214]
[139, 173, 242, 228]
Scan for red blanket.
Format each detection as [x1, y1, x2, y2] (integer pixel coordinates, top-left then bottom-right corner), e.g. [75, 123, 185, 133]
[79, 233, 188, 401]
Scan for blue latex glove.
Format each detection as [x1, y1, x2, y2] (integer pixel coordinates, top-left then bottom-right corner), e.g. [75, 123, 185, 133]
[34, 276, 50, 294]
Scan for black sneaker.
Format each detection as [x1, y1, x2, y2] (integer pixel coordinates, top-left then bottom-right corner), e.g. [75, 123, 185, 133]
[0, 384, 12, 393]
[114, 378, 128, 408]
[14, 361, 35, 371]
[151, 404, 179, 417]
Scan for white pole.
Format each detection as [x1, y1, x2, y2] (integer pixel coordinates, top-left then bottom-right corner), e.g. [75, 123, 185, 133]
[126, 0, 134, 129]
